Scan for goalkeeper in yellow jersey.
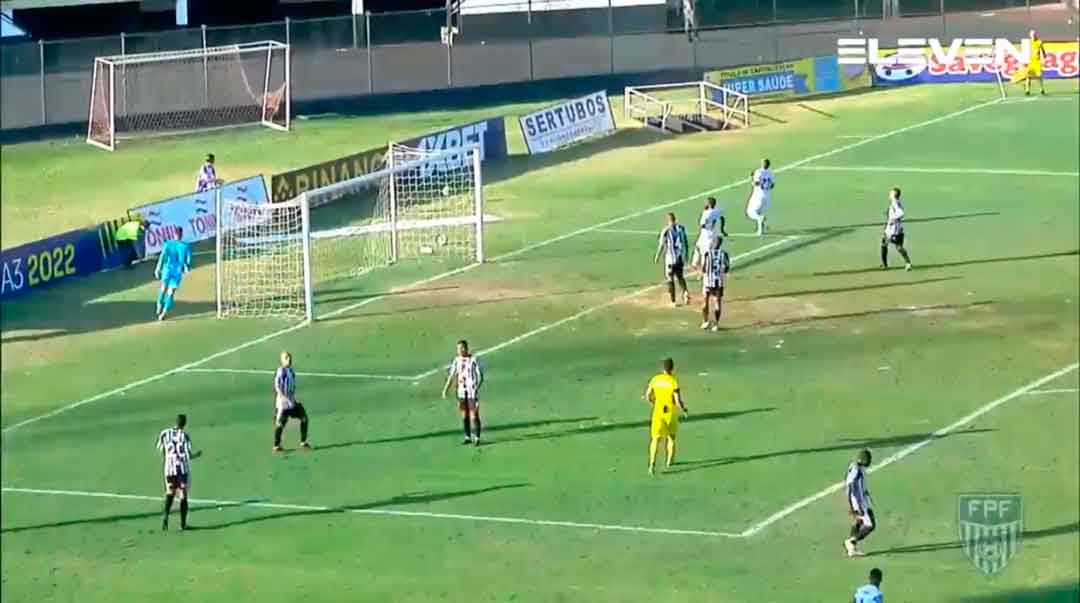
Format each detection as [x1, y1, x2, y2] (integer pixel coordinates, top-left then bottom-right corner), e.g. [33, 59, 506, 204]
[1024, 29, 1047, 96]
[643, 358, 688, 475]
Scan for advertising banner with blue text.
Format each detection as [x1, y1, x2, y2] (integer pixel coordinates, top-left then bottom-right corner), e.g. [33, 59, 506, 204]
[1, 219, 127, 301]
[519, 90, 616, 154]
[706, 56, 872, 98]
[130, 175, 269, 256]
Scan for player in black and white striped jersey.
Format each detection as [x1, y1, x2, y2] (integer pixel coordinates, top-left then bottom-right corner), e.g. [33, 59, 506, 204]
[843, 448, 876, 557]
[654, 212, 690, 307]
[442, 340, 485, 446]
[700, 236, 731, 332]
[273, 351, 311, 453]
[156, 414, 200, 531]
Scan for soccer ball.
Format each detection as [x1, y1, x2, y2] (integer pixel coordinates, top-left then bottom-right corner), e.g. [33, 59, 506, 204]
[441, 185, 451, 196]
[434, 233, 448, 247]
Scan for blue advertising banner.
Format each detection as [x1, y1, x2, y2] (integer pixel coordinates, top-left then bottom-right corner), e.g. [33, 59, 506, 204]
[1, 220, 127, 301]
[401, 117, 508, 165]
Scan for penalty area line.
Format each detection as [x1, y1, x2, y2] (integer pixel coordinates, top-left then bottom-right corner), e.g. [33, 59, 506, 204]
[739, 362, 1080, 537]
[412, 236, 800, 380]
[795, 165, 1080, 177]
[1, 97, 1001, 435]
[0, 487, 741, 538]
[180, 368, 418, 381]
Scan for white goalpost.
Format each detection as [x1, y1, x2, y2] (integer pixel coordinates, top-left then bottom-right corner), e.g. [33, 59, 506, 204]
[87, 40, 290, 151]
[216, 143, 485, 321]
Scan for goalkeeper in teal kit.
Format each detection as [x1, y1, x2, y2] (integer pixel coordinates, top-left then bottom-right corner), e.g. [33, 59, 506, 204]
[155, 228, 191, 321]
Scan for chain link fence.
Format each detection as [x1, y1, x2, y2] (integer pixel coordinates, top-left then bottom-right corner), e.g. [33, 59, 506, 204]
[1, 0, 1074, 131]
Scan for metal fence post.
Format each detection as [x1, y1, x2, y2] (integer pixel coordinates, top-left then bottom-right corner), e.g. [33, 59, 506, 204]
[352, 13, 358, 49]
[608, 0, 615, 74]
[121, 32, 127, 120]
[285, 16, 291, 47]
[528, 0, 534, 80]
[771, 0, 779, 63]
[941, 0, 947, 37]
[201, 24, 209, 108]
[39, 39, 46, 125]
[366, 11, 373, 93]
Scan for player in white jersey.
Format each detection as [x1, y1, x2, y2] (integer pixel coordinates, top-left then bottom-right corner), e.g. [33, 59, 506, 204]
[691, 197, 728, 271]
[442, 340, 485, 445]
[843, 448, 876, 556]
[745, 158, 774, 236]
[654, 212, 691, 306]
[853, 568, 884, 603]
[273, 351, 311, 453]
[196, 153, 222, 192]
[699, 236, 730, 332]
[881, 187, 912, 271]
[156, 414, 200, 531]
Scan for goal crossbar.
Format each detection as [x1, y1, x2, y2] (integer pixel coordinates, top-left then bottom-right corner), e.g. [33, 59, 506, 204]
[97, 40, 288, 66]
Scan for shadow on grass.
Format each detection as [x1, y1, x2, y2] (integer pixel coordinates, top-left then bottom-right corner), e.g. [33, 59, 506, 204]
[316, 416, 600, 450]
[666, 428, 994, 475]
[1, 483, 528, 534]
[814, 250, 1078, 277]
[956, 581, 1080, 603]
[775, 211, 1000, 237]
[869, 520, 1080, 557]
[733, 276, 960, 302]
[189, 482, 529, 531]
[724, 300, 994, 332]
[319, 282, 654, 323]
[501, 408, 776, 444]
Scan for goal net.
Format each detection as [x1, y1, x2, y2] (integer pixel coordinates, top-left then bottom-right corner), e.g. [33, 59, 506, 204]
[216, 142, 484, 321]
[87, 40, 290, 151]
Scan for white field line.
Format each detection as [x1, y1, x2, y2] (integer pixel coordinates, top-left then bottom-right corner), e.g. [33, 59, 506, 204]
[596, 228, 761, 237]
[0, 487, 740, 538]
[739, 362, 1080, 537]
[1001, 97, 1078, 104]
[1, 98, 1001, 435]
[1023, 388, 1079, 395]
[795, 165, 1080, 177]
[181, 368, 417, 381]
[836, 135, 874, 139]
[411, 236, 799, 380]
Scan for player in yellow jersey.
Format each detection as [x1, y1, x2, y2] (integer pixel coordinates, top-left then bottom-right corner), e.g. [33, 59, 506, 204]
[1025, 29, 1047, 96]
[643, 358, 689, 475]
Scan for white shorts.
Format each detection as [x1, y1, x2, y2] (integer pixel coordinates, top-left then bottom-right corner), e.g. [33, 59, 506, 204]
[850, 497, 873, 527]
[746, 191, 770, 219]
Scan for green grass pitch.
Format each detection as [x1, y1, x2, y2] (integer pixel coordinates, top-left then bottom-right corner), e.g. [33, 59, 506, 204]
[2, 81, 1078, 602]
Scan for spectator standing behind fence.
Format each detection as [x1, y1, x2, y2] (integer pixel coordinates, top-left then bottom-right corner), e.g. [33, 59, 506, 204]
[196, 153, 223, 192]
[116, 215, 149, 268]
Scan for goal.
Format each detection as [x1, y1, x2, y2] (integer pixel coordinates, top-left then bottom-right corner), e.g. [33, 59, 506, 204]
[216, 143, 485, 321]
[87, 40, 290, 151]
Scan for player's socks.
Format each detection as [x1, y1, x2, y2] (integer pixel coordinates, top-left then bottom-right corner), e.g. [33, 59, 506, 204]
[162, 493, 175, 529]
[898, 247, 911, 268]
[666, 281, 676, 304]
[462, 417, 472, 442]
[665, 436, 676, 467]
[163, 292, 175, 314]
[179, 498, 189, 529]
[880, 242, 888, 268]
[156, 289, 166, 314]
[473, 415, 481, 441]
[648, 437, 660, 471]
[299, 419, 309, 443]
[273, 425, 284, 448]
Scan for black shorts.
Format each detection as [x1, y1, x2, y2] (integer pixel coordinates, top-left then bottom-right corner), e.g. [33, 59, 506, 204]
[884, 232, 905, 246]
[275, 402, 307, 425]
[165, 473, 189, 490]
[704, 285, 724, 298]
[665, 260, 685, 280]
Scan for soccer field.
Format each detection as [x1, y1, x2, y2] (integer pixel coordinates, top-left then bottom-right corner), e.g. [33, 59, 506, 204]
[2, 81, 1078, 602]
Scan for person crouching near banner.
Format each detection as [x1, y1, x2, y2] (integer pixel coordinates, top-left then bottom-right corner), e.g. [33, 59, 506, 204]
[116, 215, 149, 268]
